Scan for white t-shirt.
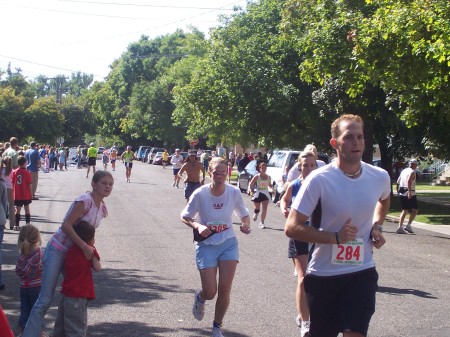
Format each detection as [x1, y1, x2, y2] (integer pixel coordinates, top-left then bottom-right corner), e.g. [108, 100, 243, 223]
[171, 155, 184, 169]
[291, 161, 390, 276]
[181, 184, 249, 246]
[397, 167, 416, 196]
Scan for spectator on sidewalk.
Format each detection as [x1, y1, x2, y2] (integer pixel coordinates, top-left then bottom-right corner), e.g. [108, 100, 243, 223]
[25, 142, 40, 200]
[52, 221, 101, 337]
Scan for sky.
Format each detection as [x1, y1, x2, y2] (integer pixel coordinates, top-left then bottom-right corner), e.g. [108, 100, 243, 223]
[0, 0, 248, 82]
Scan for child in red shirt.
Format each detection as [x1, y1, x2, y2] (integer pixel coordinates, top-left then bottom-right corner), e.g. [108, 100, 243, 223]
[52, 221, 101, 337]
[11, 156, 33, 231]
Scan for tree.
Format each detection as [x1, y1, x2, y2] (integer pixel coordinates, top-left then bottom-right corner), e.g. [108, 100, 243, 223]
[23, 97, 64, 143]
[282, 0, 450, 160]
[173, 0, 329, 151]
[0, 86, 25, 140]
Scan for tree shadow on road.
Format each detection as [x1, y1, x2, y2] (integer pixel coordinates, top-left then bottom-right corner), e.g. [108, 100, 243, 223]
[378, 286, 437, 299]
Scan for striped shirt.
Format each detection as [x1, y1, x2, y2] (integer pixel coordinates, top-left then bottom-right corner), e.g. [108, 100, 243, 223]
[15, 248, 43, 288]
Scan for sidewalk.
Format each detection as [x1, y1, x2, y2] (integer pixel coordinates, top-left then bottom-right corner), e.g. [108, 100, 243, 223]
[386, 215, 450, 236]
[387, 191, 450, 236]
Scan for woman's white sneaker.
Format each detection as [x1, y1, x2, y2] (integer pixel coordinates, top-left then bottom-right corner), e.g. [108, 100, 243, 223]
[192, 289, 205, 321]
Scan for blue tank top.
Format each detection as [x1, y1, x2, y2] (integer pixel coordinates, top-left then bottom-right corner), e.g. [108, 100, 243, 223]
[292, 179, 301, 199]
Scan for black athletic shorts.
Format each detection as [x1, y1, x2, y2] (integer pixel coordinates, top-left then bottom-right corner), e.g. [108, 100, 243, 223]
[125, 162, 133, 168]
[88, 157, 96, 166]
[14, 199, 32, 207]
[305, 267, 378, 337]
[251, 191, 269, 203]
[400, 195, 418, 210]
[288, 238, 309, 257]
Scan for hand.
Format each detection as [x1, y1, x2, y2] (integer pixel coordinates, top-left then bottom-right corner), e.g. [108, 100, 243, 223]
[282, 207, 290, 218]
[240, 223, 251, 234]
[371, 226, 386, 249]
[81, 244, 94, 260]
[197, 224, 212, 238]
[337, 218, 358, 244]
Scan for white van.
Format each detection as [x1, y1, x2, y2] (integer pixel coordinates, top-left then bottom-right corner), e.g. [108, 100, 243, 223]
[266, 150, 301, 202]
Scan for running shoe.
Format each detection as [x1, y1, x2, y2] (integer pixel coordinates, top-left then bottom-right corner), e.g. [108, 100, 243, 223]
[252, 213, 258, 221]
[13, 226, 20, 231]
[294, 268, 298, 277]
[259, 222, 265, 229]
[404, 225, 414, 233]
[212, 326, 224, 337]
[192, 289, 205, 321]
[301, 321, 310, 337]
[396, 227, 407, 234]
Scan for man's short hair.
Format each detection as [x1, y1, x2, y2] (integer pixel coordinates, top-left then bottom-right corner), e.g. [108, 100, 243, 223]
[18, 156, 27, 166]
[10, 137, 18, 146]
[30, 141, 37, 148]
[331, 114, 364, 139]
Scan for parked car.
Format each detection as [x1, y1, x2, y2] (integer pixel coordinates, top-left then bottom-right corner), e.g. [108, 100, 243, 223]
[152, 152, 164, 165]
[68, 147, 78, 166]
[137, 146, 152, 161]
[237, 160, 259, 193]
[146, 147, 165, 164]
[97, 146, 105, 159]
[266, 150, 301, 202]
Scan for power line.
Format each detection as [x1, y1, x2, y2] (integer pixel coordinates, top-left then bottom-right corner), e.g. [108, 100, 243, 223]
[0, 55, 105, 79]
[59, 0, 237, 11]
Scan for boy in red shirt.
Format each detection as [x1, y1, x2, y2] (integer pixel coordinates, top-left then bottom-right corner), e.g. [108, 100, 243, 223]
[53, 221, 101, 337]
[11, 156, 33, 231]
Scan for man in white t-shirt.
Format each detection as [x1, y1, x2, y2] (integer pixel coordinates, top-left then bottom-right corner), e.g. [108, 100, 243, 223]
[285, 114, 390, 337]
[396, 159, 419, 234]
[170, 149, 184, 188]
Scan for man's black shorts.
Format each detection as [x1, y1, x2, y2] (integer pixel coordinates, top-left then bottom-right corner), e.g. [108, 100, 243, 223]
[288, 238, 309, 257]
[88, 157, 96, 166]
[305, 267, 378, 337]
[400, 195, 418, 210]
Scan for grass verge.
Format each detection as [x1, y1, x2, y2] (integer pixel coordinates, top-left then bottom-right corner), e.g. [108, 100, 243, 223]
[389, 197, 450, 226]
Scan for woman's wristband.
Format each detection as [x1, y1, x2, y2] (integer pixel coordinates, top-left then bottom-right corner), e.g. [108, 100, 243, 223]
[334, 232, 340, 245]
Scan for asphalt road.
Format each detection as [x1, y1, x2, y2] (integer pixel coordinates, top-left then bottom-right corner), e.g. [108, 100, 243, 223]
[1, 161, 449, 337]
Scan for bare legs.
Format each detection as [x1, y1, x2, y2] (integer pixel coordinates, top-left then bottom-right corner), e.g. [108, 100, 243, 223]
[293, 255, 309, 322]
[198, 260, 237, 325]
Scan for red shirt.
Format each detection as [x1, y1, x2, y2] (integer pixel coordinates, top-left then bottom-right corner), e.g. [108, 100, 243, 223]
[61, 245, 100, 300]
[11, 167, 32, 201]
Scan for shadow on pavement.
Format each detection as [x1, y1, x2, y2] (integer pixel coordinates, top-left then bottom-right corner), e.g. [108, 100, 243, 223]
[378, 286, 437, 299]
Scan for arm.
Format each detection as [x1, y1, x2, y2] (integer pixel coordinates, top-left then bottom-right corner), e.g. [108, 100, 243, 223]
[371, 196, 390, 249]
[177, 164, 187, 181]
[284, 209, 357, 245]
[280, 182, 294, 218]
[91, 248, 101, 272]
[61, 201, 95, 260]
[407, 172, 415, 199]
[239, 215, 251, 234]
[248, 174, 258, 195]
[181, 215, 213, 238]
[200, 164, 205, 184]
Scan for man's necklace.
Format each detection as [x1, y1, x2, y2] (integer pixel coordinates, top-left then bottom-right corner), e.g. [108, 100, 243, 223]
[341, 166, 362, 178]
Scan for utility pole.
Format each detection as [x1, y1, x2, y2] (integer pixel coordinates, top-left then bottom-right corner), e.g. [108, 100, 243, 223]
[46, 76, 68, 104]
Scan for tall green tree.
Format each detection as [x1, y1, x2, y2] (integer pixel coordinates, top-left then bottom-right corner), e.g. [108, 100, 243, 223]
[174, 0, 329, 150]
[23, 97, 64, 143]
[0, 86, 25, 140]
